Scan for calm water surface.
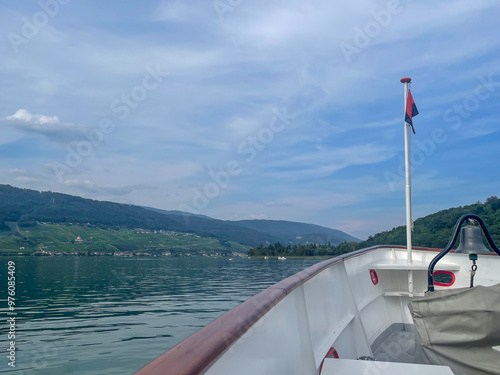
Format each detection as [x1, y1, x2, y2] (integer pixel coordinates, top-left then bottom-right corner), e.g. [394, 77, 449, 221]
[0, 256, 321, 374]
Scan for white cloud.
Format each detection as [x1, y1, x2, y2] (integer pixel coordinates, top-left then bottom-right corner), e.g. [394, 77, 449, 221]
[3, 109, 86, 143]
[16, 176, 38, 182]
[249, 213, 268, 220]
[267, 144, 397, 177]
[242, 6, 313, 45]
[154, 1, 200, 22]
[62, 179, 150, 196]
[1, 0, 500, 240]
[226, 116, 263, 138]
[6, 109, 60, 125]
[8, 168, 27, 174]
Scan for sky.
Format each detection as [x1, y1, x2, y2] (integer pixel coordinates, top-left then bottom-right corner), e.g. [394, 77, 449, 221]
[1, 0, 500, 239]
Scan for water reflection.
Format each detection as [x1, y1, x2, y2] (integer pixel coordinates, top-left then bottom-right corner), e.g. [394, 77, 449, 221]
[0, 256, 320, 374]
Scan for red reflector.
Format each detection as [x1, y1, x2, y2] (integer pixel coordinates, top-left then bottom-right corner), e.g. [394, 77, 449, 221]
[433, 270, 455, 287]
[369, 269, 378, 285]
[319, 347, 339, 375]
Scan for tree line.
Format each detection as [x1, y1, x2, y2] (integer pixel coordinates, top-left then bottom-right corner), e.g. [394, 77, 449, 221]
[355, 196, 500, 250]
[248, 241, 358, 257]
[250, 196, 500, 256]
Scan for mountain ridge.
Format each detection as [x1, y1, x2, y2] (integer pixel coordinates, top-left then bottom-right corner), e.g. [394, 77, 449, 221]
[0, 184, 357, 248]
[232, 219, 359, 244]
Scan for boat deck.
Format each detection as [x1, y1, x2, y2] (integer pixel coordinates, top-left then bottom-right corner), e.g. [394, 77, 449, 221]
[321, 328, 453, 375]
[373, 330, 415, 363]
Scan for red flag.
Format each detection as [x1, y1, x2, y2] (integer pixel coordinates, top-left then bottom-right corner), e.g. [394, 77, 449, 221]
[405, 89, 419, 134]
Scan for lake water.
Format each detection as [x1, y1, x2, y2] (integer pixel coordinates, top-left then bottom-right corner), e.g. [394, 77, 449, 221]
[0, 256, 321, 374]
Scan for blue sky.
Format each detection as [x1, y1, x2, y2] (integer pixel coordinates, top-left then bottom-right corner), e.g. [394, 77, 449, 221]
[1, 0, 500, 239]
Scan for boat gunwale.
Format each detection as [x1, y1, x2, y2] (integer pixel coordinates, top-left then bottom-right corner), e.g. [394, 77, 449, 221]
[133, 245, 445, 375]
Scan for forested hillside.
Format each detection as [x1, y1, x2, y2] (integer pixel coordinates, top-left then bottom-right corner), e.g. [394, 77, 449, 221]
[0, 184, 274, 246]
[0, 185, 357, 248]
[357, 196, 500, 249]
[249, 196, 500, 257]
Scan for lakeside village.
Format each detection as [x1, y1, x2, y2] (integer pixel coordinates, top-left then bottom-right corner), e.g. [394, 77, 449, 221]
[34, 249, 247, 258]
[11, 228, 248, 258]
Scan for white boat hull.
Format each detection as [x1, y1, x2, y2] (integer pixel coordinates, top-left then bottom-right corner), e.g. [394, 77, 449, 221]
[135, 246, 500, 375]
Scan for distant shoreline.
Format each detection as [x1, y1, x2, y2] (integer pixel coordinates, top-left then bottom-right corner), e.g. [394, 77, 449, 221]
[0, 252, 331, 259]
[248, 255, 333, 260]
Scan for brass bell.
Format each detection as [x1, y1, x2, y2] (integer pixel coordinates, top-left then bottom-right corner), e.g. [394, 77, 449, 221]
[455, 225, 491, 254]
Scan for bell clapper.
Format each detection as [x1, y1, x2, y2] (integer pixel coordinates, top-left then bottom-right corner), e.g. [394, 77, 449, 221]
[469, 253, 478, 288]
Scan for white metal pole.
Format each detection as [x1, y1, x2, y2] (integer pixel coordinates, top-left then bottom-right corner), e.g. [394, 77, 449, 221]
[401, 77, 413, 296]
[403, 81, 412, 263]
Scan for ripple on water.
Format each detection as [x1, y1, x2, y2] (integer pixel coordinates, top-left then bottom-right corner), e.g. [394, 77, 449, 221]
[0, 256, 320, 375]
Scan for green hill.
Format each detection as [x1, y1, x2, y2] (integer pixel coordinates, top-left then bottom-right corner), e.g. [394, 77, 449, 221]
[0, 222, 249, 254]
[3, 185, 498, 255]
[144, 209, 358, 245]
[0, 185, 357, 253]
[357, 196, 500, 250]
[0, 184, 276, 247]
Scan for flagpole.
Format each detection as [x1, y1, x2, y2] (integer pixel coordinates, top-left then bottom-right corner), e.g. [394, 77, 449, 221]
[401, 77, 413, 296]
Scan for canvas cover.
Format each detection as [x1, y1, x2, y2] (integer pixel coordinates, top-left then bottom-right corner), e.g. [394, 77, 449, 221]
[411, 284, 500, 375]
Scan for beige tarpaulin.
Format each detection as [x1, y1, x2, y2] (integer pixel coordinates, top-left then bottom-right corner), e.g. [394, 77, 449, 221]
[411, 284, 500, 375]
